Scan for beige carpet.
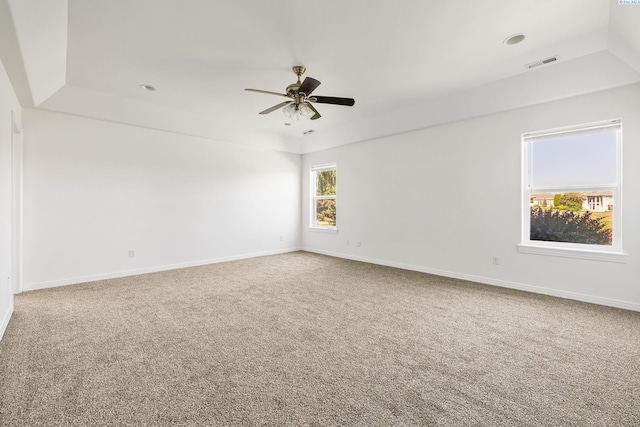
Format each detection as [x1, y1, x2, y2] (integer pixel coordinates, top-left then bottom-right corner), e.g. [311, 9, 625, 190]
[1, 251, 639, 426]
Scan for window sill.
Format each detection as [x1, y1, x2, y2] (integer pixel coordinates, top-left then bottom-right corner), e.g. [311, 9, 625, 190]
[308, 227, 338, 234]
[517, 244, 628, 263]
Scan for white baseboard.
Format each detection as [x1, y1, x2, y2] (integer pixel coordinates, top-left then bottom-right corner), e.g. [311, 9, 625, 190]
[23, 247, 302, 292]
[303, 248, 640, 312]
[0, 300, 13, 341]
[20, 246, 639, 312]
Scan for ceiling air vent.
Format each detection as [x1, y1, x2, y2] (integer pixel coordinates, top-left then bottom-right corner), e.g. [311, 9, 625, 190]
[526, 55, 559, 69]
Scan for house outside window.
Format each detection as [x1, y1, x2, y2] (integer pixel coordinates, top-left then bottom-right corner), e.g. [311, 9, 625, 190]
[519, 120, 625, 262]
[310, 164, 337, 229]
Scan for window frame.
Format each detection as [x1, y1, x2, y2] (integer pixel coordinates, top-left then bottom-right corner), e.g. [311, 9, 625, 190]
[518, 119, 627, 263]
[310, 163, 338, 232]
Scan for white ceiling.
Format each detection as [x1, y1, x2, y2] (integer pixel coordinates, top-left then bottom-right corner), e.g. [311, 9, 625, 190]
[2, 0, 639, 153]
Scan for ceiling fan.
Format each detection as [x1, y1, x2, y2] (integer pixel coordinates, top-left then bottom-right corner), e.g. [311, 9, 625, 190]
[245, 66, 355, 121]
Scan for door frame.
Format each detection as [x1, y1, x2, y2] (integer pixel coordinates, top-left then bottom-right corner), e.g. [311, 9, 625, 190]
[11, 110, 22, 294]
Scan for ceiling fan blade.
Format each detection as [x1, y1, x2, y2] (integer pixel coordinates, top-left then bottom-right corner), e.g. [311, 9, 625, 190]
[298, 77, 321, 96]
[307, 103, 321, 120]
[312, 96, 355, 106]
[259, 101, 293, 115]
[245, 88, 289, 97]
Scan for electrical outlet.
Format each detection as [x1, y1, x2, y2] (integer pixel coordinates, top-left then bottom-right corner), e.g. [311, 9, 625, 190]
[346, 240, 350, 246]
[492, 256, 499, 265]
[129, 249, 136, 258]
[279, 235, 284, 242]
[357, 241, 362, 247]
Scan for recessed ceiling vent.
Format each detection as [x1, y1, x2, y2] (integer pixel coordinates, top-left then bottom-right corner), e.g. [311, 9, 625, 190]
[504, 33, 526, 45]
[526, 56, 559, 69]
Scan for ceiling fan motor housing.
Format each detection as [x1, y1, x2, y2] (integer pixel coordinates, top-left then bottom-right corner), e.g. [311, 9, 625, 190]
[286, 66, 306, 95]
[286, 82, 302, 95]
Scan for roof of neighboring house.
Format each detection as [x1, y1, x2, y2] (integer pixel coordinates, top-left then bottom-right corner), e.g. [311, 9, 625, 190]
[530, 193, 555, 199]
[531, 191, 613, 199]
[581, 191, 614, 197]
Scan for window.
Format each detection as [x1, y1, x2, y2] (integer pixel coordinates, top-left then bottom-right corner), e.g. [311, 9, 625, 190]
[311, 164, 337, 229]
[519, 120, 626, 262]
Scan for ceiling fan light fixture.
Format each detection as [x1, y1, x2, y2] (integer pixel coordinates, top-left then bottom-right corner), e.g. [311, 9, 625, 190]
[282, 103, 296, 119]
[282, 103, 310, 121]
[299, 103, 312, 117]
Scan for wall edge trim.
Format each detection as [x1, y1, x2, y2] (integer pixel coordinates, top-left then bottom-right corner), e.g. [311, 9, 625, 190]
[302, 248, 640, 312]
[23, 247, 302, 292]
[0, 301, 14, 341]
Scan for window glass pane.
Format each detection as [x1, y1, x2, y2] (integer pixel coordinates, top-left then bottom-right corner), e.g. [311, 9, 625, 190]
[315, 199, 336, 226]
[531, 129, 617, 188]
[530, 191, 613, 246]
[315, 170, 336, 196]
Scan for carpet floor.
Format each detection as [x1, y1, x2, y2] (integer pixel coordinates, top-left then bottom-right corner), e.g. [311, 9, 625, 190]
[1, 251, 639, 426]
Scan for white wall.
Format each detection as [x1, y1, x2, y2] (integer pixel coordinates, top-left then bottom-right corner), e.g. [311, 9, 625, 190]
[302, 83, 640, 311]
[0, 57, 21, 339]
[22, 109, 301, 289]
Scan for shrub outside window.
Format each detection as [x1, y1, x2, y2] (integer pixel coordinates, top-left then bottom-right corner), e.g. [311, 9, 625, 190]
[520, 120, 625, 261]
[311, 164, 337, 229]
